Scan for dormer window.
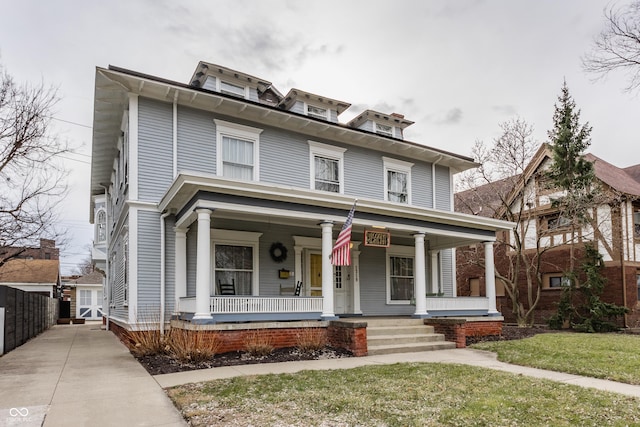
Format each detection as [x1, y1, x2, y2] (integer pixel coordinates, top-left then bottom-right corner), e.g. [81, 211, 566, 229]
[220, 81, 246, 97]
[376, 123, 393, 137]
[307, 105, 328, 120]
[96, 210, 107, 243]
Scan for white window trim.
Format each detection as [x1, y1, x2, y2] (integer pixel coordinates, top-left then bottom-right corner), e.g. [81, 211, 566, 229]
[386, 245, 415, 305]
[210, 229, 263, 295]
[383, 156, 413, 204]
[95, 208, 107, 244]
[308, 140, 346, 194]
[214, 119, 263, 181]
[219, 80, 250, 99]
[375, 122, 394, 137]
[305, 103, 329, 120]
[204, 76, 250, 99]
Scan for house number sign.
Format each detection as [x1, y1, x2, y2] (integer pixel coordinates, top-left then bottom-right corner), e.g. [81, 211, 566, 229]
[364, 230, 390, 247]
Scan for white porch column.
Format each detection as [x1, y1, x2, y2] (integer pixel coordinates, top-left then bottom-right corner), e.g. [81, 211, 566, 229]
[174, 227, 188, 314]
[294, 245, 303, 294]
[352, 249, 362, 315]
[320, 221, 336, 319]
[430, 250, 439, 294]
[484, 241, 500, 316]
[193, 209, 213, 321]
[413, 232, 429, 318]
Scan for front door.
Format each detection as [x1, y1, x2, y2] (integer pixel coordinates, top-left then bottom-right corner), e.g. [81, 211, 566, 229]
[307, 251, 351, 314]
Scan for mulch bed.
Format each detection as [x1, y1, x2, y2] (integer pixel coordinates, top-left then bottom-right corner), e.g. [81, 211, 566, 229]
[136, 346, 353, 376]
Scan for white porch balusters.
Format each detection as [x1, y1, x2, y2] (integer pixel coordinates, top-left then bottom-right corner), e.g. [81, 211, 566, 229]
[412, 232, 429, 318]
[484, 241, 500, 316]
[320, 221, 336, 319]
[429, 250, 439, 294]
[193, 209, 213, 321]
[174, 227, 188, 314]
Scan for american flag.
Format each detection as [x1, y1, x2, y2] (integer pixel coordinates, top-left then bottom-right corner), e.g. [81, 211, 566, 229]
[332, 200, 357, 266]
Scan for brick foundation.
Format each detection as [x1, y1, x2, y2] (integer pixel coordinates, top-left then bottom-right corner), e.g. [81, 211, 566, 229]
[327, 321, 368, 356]
[425, 318, 503, 348]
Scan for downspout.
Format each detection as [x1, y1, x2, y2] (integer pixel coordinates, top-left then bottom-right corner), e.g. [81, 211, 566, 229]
[99, 184, 110, 331]
[160, 211, 170, 335]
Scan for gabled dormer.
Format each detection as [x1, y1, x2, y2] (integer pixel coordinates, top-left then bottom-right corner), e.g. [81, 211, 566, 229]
[347, 110, 414, 140]
[278, 89, 350, 123]
[189, 61, 280, 104]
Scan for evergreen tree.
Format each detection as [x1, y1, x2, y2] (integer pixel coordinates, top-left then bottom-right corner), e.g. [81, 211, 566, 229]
[545, 81, 596, 273]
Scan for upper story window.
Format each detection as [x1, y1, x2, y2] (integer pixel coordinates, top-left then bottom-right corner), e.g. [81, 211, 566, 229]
[215, 119, 263, 181]
[540, 212, 571, 234]
[220, 81, 246, 97]
[376, 123, 393, 137]
[96, 209, 107, 244]
[307, 105, 328, 120]
[309, 141, 346, 194]
[383, 157, 413, 204]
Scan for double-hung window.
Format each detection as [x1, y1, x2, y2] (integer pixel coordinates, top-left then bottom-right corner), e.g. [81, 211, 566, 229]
[309, 141, 346, 194]
[383, 157, 413, 204]
[215, 120, 262, 181]
[376, 123, 393, 137]
[387, 246, 415, 304]
[212, 229, 262, 296]
[96, 209, 107, 244]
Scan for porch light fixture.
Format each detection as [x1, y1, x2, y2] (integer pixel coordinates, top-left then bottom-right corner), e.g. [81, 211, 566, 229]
[371, 225, 387, 229]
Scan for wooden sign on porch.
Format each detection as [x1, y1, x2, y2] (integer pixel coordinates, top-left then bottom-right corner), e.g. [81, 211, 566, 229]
[364, 229, 390, 247]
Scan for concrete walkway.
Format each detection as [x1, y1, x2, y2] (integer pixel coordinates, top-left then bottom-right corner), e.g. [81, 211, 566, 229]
[2, 324, 640, 427]
[0, 323, 186, 427]
[155, 345, 640, 399]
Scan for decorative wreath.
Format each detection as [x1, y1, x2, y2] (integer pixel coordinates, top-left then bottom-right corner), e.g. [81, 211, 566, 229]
[269, 242, 288, 263]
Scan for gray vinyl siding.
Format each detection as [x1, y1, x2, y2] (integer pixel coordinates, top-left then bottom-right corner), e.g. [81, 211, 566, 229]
[259, 128, 309, 188]
[164, 216, 176, 317]
[343, 145, 384, 199]
[440, 249, 454, 296]
[138, 97, 173, 202]
[289, 100, 305, 115]
[186, 225, 197, 297]
[355, 120, 374, 133]
[434, 164, 452, 210]
[109, 225, 129, 321]
[413, 162, 434, 208]
[248, 87, 259, 102]
[137, 211, 161, 311]
[329, 109, 338, 123]
[177, 106, 215, 174]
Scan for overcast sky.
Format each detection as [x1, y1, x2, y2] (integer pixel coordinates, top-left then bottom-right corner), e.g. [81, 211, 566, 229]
[1, 0, 638, 274]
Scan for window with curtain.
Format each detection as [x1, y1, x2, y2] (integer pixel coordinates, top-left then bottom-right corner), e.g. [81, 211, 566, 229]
[222, 136, 254, 180]
[387, 170, 408, 203]
[314, 156, 340, 192]
[215, 244, 253, 295]
[389, 256, 414, 301]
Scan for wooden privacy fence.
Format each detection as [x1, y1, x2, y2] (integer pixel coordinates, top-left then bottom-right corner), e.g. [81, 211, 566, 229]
[0, 286, 58, 354]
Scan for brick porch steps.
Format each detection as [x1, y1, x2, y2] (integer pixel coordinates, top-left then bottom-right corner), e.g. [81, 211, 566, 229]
[364, 318, 456, 355]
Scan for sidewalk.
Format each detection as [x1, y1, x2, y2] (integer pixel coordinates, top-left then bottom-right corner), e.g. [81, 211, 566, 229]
[0, 323, 186, 427]
[154, 346, 640, 399]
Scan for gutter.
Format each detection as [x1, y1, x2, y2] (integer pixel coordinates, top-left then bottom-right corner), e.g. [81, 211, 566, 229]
[160, 211, 170, 335]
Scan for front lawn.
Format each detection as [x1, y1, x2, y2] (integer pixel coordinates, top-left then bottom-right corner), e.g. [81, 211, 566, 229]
[473, 332, 640, 385]
[167, 363, 640, 426]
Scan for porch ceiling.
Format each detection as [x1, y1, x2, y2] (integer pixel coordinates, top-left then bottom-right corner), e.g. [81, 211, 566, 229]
[163, 173, 514, 250]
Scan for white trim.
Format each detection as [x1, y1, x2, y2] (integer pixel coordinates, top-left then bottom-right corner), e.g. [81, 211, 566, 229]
[308, 140, 347, 194]
[210, 228, 262, 295]
[386, 244, 417, 305]
[127, 208, 137, 321]
[383, 156, 413, 204]
[173, 95, 178, 178]
[128, 94, 139, 201]
[214, 119, 263, 181]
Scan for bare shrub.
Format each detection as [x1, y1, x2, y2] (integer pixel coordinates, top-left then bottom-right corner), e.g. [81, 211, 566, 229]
[167, 328, 221, 363]
[244, 329, 274, 357]
[295, 325, 327, 355]
[127, 307, 164, 356]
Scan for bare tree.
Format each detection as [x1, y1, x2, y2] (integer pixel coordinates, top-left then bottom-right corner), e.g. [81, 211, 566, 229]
[73, 245, 95, 276]
[0, 65, 68, 267]
[583, 1, 640, 92]
[457, 118, 551, 326]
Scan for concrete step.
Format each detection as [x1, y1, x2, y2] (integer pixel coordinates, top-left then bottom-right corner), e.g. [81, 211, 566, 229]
[363, 318, 427, 327]
[368, 333, 446, 346]
[368, 341, 456, 356]
[367, 325, 435, 336]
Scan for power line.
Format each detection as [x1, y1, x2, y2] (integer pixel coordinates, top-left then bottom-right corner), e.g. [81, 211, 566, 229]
[51, 116, 92, 129]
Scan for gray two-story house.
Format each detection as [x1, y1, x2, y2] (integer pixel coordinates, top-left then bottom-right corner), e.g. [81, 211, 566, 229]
[90, 61, 512, 331]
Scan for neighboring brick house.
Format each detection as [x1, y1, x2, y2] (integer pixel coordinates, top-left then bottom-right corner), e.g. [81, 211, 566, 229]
[456, 144, 640, 327]
[0, 238, 59, 262]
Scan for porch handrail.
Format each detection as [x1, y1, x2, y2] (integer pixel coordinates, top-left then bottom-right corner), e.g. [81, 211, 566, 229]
[210, 296, 323, 314]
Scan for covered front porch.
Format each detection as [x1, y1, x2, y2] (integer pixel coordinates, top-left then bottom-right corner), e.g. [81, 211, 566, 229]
[161, 174, 513, 325]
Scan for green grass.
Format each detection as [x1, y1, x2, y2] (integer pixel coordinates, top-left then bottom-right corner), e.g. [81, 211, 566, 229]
[168, 363, 640, 426]
[472, 333, 640, 385]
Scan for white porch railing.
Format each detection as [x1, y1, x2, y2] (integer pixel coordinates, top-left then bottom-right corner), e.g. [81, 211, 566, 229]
[178, 296, 323, 315]
[426, 297, 489, 312]
[211, 296, 323, 314]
